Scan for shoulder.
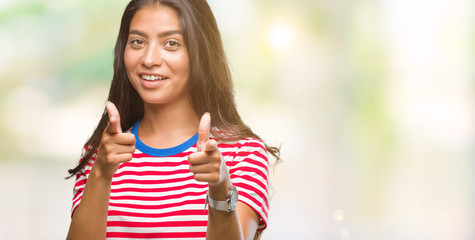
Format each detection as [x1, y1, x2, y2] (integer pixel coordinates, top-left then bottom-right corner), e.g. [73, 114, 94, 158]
[217, 137, 266, 154]
[218, 137, 269, 171]
[78, 145, 97, 173]
[220, 138, 271, 231]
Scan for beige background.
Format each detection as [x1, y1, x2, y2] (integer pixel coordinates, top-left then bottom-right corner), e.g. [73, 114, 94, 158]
[0, 0, 474, 239]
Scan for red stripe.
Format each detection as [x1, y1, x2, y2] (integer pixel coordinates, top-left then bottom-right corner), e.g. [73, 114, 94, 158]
[108, 209, 207, 218]
[236, 151, 268, 164]
[119, 160, 190, 168]
[73, 179, 85, 195]
[232, 174, 267, 191]
[107, 220, 207, 228]
[110, 190, 206, 202]
[218, 139, 264, 150]
[109, 199, 204, 210]
[111, 175, 194, 186]
[106, 231, 206, 238]
[235, 183, 269, 211]
[221, 151, 237, 158]
[86, 160, 94, 167]
[133, 151, 192, 158]
[74, 178, 86, 187]
[72, 189, 83, 202]
[85, 166, 191, 178]
[226, 155, 268, 172]
[113, 169, 191, 177]
[72, 198, 81, 210]
[85, 168, 191, 177]
[229, 167, 267, 182]
[110, 183, 207, 193]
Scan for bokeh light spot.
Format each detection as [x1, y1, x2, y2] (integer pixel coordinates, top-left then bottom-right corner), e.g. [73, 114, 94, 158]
[333, 209, 346, 222]
[267, 22, 294, 52]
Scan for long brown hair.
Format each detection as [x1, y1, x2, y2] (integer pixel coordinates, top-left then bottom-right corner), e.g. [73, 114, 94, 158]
[67, 0, 280, 178]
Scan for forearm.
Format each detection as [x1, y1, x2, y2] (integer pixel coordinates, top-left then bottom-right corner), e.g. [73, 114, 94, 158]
[67, 167, 112, 240]
[190, 116, 260, 239]
[207, 208, 243, 240]
[206, 179, 243, 240]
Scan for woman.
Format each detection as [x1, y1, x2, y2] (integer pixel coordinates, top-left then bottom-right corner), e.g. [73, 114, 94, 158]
[66, 0, 280, 239]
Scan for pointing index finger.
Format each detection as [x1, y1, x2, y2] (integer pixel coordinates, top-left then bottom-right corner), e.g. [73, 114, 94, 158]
[197, 112, 210, 152]
[106, 101, 122, 134]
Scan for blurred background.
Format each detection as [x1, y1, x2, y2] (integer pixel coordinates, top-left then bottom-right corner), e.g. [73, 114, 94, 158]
[0, 0, 474, 239]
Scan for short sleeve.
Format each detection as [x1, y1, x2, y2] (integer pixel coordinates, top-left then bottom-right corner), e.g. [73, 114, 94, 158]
[71, 146, 95, 217]
[224, 138, 270, 231]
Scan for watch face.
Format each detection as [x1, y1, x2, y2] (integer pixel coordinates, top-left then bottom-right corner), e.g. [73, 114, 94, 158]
[229, 186, 239, 210]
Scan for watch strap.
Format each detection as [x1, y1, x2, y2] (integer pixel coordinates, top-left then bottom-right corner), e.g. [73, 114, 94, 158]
[205, 186, 238, 212]
[207, 195, 229, 211]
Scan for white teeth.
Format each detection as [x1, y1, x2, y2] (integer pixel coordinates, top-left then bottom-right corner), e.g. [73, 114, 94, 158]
[141, 74, 166, 81]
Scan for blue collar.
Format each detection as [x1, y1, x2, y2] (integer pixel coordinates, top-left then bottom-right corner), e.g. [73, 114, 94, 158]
[131, 120, 198, 157]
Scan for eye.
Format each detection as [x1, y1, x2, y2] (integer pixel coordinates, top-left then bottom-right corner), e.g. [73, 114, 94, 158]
[129, 38, 146, 48]
[164, 40, 180, 50]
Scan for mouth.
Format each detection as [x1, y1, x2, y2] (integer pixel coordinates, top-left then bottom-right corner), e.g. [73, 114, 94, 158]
[140, 74, 169, 81]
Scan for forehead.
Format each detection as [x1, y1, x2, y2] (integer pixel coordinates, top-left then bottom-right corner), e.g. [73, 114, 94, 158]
[130, 5, 181, 32]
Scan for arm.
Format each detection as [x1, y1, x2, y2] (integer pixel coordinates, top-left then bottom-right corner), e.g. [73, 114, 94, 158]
[67, 102, 136, 240]
[67, 167, 113, 240]
[206, 178, 260, 240]
[188, 113, 262, 240]
[190, 153, 260, 240]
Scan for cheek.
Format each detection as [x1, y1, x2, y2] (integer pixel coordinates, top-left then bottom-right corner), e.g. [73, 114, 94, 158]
[177, 58, 190, 86]
[124, 48, 136, 72]
[171, 53, 190, 77]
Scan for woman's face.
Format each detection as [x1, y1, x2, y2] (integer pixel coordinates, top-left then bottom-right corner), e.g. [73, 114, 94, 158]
[124, 5, 190, 106]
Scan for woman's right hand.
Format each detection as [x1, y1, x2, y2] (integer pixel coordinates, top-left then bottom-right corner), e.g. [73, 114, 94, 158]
[95, 101, 136, 179]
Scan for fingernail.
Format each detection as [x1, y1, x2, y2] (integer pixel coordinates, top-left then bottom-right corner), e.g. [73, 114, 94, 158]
[204, 112, 210, 117]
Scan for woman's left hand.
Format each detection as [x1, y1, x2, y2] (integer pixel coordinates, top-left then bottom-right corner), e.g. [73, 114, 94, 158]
[188, 113, 230, 189]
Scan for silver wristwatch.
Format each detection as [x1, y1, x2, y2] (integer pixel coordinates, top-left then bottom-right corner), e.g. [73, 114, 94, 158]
[205, 186, 238, 212]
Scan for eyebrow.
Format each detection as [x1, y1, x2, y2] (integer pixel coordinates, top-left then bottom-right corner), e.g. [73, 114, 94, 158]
[128, 29, 183, 38]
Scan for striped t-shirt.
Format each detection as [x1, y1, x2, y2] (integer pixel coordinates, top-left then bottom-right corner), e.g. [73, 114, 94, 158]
[71, 121, 270, 239]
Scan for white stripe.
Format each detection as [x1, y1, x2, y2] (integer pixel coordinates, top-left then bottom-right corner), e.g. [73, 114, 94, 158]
[107, 214, 207, 223]
[240, 188, 269, 214]
[110, 194, 205, 206]
[110, 187, 206, 198]
[232, 157, 269, 176]
[107, 226, 206, 234]
[111, 172, 193, 182]
[71, 200, 81, 214]
[232, 177, 267, 198]
[109, 204, 205, 214]
[128, 155, 190, 163]
[107, 238, 204, 240]
[117, 165, 190, 173]
[111, 179, 205, 190]
[239, 187, 270, 212]
[231, 166, 268, 184]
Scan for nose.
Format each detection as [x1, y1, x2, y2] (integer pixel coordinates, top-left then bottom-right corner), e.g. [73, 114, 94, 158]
[142, 44, 163, 68]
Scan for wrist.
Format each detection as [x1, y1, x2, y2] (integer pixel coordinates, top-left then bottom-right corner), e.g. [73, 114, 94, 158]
[206, 184, 239, 212]
[208, 176, 232, 201]
[90, 164, 114, 182]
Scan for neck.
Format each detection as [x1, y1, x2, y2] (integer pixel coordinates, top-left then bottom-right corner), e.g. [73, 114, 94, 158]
[138, 98, 199, 148]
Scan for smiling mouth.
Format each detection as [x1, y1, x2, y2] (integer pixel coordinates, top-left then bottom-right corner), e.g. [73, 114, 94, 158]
[140, 74, 168, 81]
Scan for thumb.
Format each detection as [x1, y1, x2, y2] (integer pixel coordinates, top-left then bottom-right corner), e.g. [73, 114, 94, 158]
[106, 101, 122, 134]
[203, 139, 218, 152]
[197, 112, 210, 152]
